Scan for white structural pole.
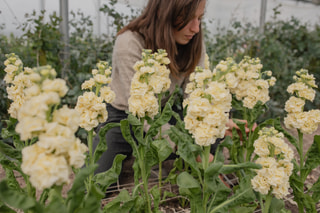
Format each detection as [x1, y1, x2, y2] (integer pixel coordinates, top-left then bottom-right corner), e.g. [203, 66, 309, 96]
[260, 0, 267, 33]
[97, 0, 101, 37]
[60, 0, 69, 78]
[39, 0, 45, 11]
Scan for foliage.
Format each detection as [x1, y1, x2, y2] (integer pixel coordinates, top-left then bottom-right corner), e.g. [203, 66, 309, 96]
[205, 6, 320, 119]
[0, 2, 320, 212]
[99, 0, 140, 34]
[1, 2, 319, 127]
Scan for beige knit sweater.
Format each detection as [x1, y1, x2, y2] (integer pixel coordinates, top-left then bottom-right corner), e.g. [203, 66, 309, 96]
[110, 30, 206, 111]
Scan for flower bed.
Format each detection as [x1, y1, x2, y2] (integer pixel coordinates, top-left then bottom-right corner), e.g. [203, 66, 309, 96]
[1, 51, 320, 213]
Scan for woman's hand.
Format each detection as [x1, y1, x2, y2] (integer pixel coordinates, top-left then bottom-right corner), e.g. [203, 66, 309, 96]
[225, 119, 257, 140]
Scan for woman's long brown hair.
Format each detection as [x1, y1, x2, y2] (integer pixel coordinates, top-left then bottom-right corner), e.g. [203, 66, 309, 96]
[118, 0, 205, 78]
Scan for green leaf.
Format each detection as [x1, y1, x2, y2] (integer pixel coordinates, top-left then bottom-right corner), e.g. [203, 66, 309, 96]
[0, 141, 22, 161]
[0, 201, 16, 213]
[145, 102, 172, 139]
[103, 190, 137, 213]
[248, 101, 268, 126]
[168, 126, 201, 173]
[207, 177, 233, 210]
[220, 162, 262, 174]
[0, 159, 26, 192]
[1, 118, 18, 139]
[142, 143, 158, 173]
[177, 171, 201, 190]
[176, 172, 202, 209]
[302, 135, 320, 180]
[152, 139, 173, 162]
[209, 176, 256, 213]
[0, 180, 43, 212]
[204, 162, 224, 193]
[94, 154, 126, 192]
[234, 119, 248, 143]
[310, 176, 320, 202]
[212, 143, 225, 163]
[94, 122, 120, 163]
[77, 184, 103, 213]
[66, 164, 97, 213]
[3, 167, 23, 193]
[120, 119, 140, 156]
[44, 187, 67, 213]
[150, 185, 160, 210]
[269, 197, 287, 213]
[290, 171, 316, 212]
[127, 113, 142, 126]
[301, 193, 317, 213]
[204, 162, 223, 180]
[171, 111, 187, 132]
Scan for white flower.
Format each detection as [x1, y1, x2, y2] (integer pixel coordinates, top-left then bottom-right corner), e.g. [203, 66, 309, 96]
[284, 111, 320, 134]
[225, 72, 239, 89]
[287, 82, 315, 101]
[100, 86, 116, 103]
[194, 69, 213, 88]
[21, 144, 70, 191]
[68, 138, 88, 168]
[251, 173, 270, 195]
[128, 92, 159, 118]
[252, 127, 293, 199]
[184, 66, 231, 146]
[24, 84, 41, 99]
[285, 96, 305, 113]
[75, 91, 108, 131]
[4, 64, 18, 74]
[52, 105, 80, 133]
[128, 49, 171, 118]
[15, 116, 47, 140]
[42, 79, 68, 97]
[94, 74, 109, 84]
[81, 78, 95, 90]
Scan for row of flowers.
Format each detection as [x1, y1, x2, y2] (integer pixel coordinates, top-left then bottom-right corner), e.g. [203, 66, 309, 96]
[0, 50, 320, 213]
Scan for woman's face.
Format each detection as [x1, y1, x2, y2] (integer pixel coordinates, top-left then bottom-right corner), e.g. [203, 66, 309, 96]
[173, 0, 206, 45]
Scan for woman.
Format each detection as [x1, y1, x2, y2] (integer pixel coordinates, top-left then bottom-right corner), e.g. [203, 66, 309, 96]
[93, 0, 209, 174]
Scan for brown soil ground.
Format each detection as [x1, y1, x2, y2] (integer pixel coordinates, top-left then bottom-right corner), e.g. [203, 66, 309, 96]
[1, 126, 320, 212]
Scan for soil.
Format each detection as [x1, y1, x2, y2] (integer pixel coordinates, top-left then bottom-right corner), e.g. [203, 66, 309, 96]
[1, 126, 320, 213]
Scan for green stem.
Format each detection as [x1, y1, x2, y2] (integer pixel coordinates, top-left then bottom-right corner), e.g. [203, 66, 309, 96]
[134, 117, 152, 213]
[25, 139, 30, 147]
[259, 194, 265, 212]
[95, 84, 101, 96]
[245, 129, 253, 162]
[262, 192, 273, 213]
[158, 93, 163, 114]
[202, 145, 211, 212]
[139, 148, 152, 213]
[158, 161, 162, 200]
[298, 130, 304, 176]
[297, 130, 305, 213]
[157, 93, 163, 199]
[86, 130, 94, 193]
[88, 130, 94, 165]
[26, 176, 35, 198]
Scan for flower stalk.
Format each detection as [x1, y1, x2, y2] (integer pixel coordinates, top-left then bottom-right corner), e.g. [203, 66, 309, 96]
[261, 192, 273, 213]
[202, 145, 211, 212]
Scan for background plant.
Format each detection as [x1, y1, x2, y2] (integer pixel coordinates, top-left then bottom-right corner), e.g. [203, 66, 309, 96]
[1, 2, 319, 133]
[205, 5, 320, 119]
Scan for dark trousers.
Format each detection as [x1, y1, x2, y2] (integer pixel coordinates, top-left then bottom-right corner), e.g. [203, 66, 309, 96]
[93, 104, 133, 173]
[92, 104, 221, 173]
